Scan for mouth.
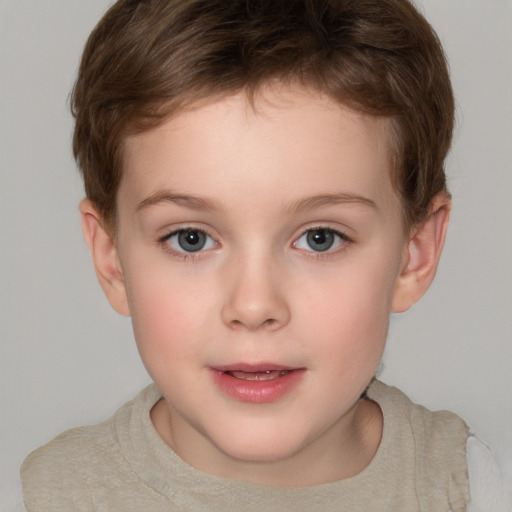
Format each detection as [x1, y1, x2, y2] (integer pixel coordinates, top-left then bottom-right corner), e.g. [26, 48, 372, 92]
[224, 369, 292, 381]
[210, 364, 305, 403]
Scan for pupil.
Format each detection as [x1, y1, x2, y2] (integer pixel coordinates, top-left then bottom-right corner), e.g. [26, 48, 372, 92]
[178, 230, 206, 252]
[185, 232, 199, 244]
[307, 229, 334, 252]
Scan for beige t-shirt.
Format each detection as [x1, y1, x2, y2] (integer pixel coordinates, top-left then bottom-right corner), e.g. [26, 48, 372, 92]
[21, 381, 471, 511]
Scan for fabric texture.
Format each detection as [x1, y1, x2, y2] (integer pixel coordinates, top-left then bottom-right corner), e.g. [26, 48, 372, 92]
[21, 381, 473, 511]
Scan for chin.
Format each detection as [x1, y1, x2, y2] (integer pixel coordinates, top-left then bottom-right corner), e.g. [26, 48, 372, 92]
[213, 427, 308, 465]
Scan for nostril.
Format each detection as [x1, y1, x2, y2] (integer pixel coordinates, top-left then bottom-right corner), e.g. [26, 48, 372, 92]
[228, 317, 279, 331]
[229, 319, 243, 330]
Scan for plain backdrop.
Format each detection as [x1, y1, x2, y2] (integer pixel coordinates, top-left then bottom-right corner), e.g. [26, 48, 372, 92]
[1, 0, 511, 506]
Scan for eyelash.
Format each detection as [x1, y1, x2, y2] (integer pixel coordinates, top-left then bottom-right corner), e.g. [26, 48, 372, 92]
[158, 227, 217, 261]
[293, 226, 351, 259]
[157, 226, 352, 261]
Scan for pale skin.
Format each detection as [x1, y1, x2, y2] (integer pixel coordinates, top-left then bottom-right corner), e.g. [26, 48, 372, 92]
[80, 84, 450, 487]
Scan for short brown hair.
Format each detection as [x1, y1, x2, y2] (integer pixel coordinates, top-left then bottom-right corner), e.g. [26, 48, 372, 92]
[71, 0, 454, 231]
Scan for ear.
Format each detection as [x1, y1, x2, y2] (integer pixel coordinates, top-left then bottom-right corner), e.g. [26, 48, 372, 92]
[392, 195, 451, 313]
[79, 199, 130, 316]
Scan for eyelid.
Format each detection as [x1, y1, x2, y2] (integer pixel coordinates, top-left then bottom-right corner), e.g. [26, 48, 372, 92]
[156, 223, 352, 260]
[292, 225, 351, 254]
[158, 225, 219, 258]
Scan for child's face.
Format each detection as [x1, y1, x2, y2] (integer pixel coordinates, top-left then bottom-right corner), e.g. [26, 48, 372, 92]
[113, 85, 409, 482]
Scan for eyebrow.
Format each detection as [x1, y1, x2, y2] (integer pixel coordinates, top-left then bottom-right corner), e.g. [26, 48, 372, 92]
[285, 193, 377, 213]
[136, 190, 222, 212]
[136, 190, 377, 214]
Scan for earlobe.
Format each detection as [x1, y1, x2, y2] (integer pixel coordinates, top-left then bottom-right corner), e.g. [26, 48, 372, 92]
[392, 195, 451, 313]
[79, 199, 130, 316]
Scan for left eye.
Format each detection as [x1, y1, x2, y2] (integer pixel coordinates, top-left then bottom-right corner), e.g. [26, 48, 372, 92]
[164, 229, 216, 253]
[294, 228, 347, 253]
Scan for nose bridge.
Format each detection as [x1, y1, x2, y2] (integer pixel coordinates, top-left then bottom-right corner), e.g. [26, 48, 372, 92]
[221, 246, 290, 331]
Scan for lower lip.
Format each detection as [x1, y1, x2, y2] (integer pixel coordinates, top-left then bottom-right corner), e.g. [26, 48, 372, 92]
[210, 369, 305, 403]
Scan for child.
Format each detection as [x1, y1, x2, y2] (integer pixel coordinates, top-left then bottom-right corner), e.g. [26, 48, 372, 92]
[20, 0, 505, 510]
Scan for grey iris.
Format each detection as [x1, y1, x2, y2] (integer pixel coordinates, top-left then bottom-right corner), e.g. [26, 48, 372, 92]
[307, 229, 335, 252]
[178, 230, 207, 252]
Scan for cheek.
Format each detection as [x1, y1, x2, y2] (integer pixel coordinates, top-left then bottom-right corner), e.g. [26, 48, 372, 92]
[299, 256, 399, 362]
[124, 263, 217, 368]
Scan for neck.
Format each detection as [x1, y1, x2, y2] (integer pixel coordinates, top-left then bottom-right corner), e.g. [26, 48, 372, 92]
[151, 397, 383, 487]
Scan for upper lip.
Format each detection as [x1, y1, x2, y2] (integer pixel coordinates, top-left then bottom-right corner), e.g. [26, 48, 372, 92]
[212, 363, 299, 373]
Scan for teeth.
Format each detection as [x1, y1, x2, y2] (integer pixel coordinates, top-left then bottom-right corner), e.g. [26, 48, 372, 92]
[227, 370, 290, 381]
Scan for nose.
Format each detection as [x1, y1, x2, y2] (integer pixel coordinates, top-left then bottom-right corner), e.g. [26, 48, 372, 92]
[220, 254, 291, 332]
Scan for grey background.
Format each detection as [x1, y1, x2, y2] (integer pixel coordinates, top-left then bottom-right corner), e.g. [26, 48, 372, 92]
[1, 0, 511, 506]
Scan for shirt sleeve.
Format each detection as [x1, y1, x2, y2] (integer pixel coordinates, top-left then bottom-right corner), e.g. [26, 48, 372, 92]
[465, 435, 508, 512]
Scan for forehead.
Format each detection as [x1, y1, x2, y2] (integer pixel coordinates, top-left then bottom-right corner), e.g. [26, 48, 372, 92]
[119, 85, 398, 215]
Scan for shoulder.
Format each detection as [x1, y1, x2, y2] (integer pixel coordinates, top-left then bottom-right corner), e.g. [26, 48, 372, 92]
[368, 380, 470, 449]
[21, 415, 118, 478]
[368, 381, 508, 511]
[20, 389, 152, 510]
[368, 381, 470, 509]
[20, 416, 120, 508]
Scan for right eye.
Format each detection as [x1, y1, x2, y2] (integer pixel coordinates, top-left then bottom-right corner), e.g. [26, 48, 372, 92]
[294, 227, 348, 253]
[162, 229, 216, 253]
